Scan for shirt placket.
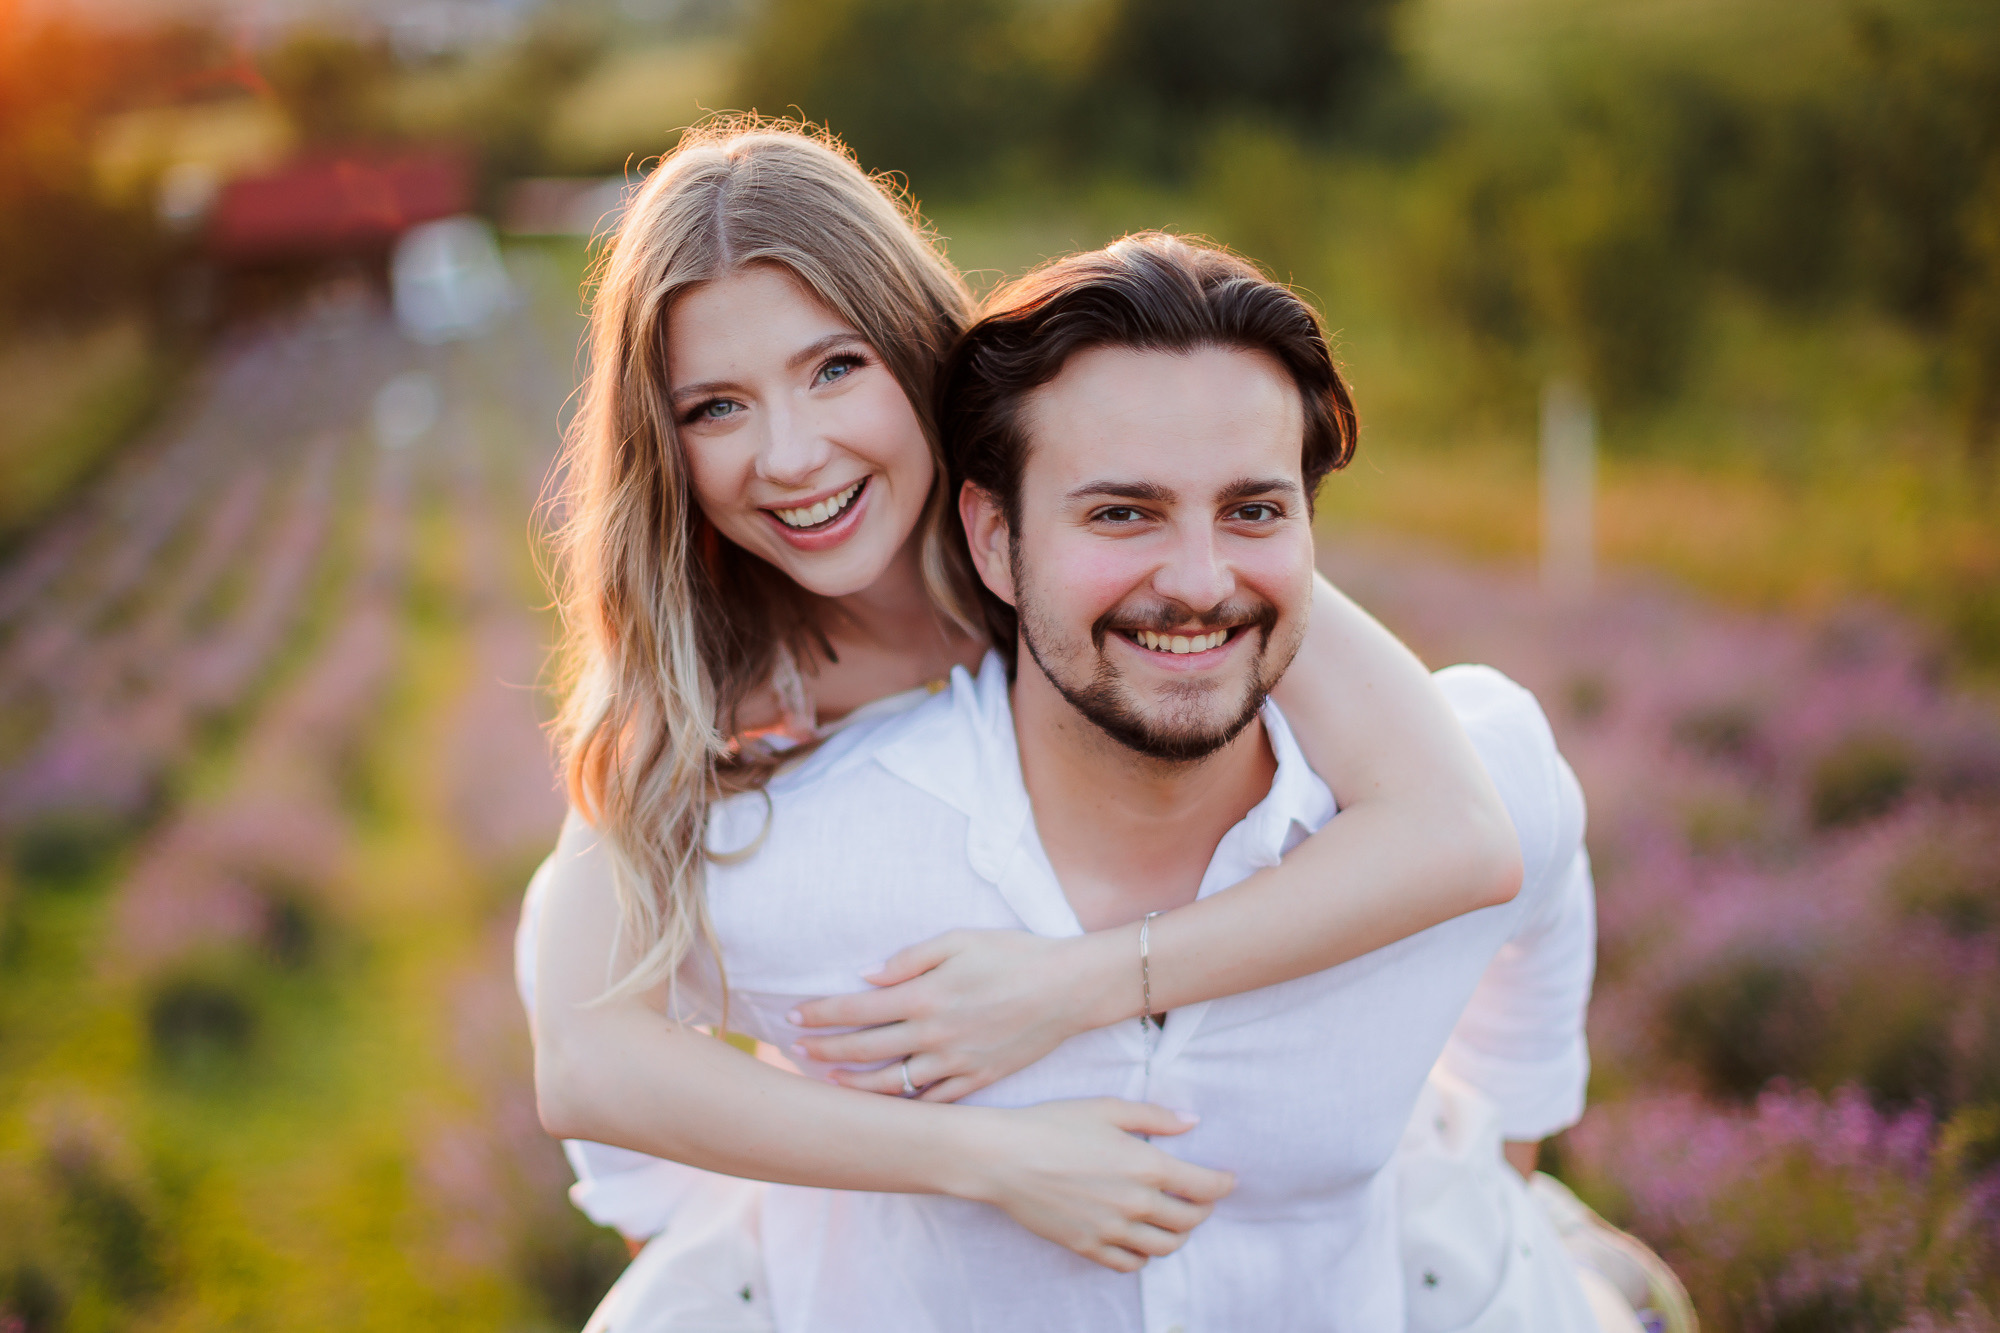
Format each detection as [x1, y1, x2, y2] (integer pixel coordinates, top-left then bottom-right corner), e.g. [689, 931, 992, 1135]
[1138, 1019, 1193, 1333]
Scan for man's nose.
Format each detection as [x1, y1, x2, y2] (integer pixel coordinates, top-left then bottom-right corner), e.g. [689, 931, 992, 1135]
[1150, 523, 1234, 615]
[752, 403, 833, 488]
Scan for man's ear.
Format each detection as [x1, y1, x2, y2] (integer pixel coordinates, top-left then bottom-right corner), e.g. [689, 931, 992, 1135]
[958, 481, 1016, 607]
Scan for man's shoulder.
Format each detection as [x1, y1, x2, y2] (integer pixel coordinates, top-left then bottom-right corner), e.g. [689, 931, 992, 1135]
[1433, 664, 1558, 758]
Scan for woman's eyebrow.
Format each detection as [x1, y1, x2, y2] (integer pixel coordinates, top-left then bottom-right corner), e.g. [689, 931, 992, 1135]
[670, 332, 868, 403]
[785, 331, 868, 371]
[669, 377, 737, 403]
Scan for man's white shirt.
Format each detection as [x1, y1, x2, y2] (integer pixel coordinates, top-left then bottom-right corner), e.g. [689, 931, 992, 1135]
[520, 654, 1594, 1333]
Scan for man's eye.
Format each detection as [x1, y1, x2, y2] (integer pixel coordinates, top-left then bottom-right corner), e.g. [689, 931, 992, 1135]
[814, 355, 863, 386]
[1234, 503, 1281, 521]
[1097, 506, 1143, 523]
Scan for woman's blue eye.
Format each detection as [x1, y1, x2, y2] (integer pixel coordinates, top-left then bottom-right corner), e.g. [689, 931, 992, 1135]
[697, 400, 739, 421]
[815, 356, 862, 386]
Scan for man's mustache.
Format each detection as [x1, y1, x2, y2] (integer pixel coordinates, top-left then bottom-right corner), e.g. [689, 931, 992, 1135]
[1090, 598, 1280, 652]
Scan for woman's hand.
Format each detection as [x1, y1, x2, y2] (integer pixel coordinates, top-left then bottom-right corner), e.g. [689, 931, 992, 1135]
[790, 929, 1128, 1102]
[950, 1099, 1234, 1272]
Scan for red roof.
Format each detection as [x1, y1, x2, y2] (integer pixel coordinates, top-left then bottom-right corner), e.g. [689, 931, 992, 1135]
[209, 149, 473, 263]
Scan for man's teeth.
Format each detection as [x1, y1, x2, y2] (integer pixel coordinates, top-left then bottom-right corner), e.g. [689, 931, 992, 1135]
[774, 480, 862, 529]
[1134, 629, 1231, 654]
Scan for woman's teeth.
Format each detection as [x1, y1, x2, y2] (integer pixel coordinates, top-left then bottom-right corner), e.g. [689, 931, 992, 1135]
[774, 480, 863, 529]
[1135, 629, 1231, 655]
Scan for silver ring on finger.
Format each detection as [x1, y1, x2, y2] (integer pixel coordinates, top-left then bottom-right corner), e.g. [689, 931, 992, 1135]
[899, 1057, 917, 1097]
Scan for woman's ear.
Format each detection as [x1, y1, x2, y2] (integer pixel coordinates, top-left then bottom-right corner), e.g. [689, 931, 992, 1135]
[958, 481, 1016, 606]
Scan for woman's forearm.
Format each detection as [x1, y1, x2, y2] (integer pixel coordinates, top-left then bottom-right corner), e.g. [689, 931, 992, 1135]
[1063, 793, 1518, 1023]
[1067, 572, 1521, 1024]
[536, 994, 987, 1196]
[531, 811, 988, 1197]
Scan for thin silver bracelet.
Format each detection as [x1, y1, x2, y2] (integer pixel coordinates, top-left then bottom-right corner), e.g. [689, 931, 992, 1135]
[1139, 910, 1163, 1030]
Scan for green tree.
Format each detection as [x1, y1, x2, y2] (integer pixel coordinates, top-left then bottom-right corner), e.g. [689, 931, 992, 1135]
[735, 0, 1056, 193]
[1091, 0, 1401, 155]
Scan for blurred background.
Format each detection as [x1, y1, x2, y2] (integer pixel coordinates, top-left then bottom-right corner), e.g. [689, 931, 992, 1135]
[1, 0, 1997, 1328]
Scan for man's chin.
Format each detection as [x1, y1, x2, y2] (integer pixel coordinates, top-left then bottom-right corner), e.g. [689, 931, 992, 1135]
[1020, 621, 1275, 764]
[1075, 682, 1266, 763]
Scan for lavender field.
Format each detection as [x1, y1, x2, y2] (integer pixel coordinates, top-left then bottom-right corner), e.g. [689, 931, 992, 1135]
[1326, 540, 2000, 1328]
[1, 249, 1996, 1330]
[0, 255, 618, 1330]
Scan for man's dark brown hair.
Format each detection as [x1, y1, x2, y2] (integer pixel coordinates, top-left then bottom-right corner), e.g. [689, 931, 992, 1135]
[938, 231, 1359, 655]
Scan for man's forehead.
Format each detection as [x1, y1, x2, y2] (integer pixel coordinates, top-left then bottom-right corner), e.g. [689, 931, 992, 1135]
[1018, 344, 1305, 490]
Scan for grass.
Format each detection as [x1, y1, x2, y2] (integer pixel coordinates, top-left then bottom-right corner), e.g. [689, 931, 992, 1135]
[0, 317, 181, 542]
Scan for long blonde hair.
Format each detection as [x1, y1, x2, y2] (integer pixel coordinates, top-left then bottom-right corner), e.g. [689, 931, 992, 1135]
[552, 118, 979, 1005]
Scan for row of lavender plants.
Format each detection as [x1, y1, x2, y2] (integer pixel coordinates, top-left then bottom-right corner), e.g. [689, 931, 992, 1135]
[0, 294, 418, 845]
[1326, 537, 2000, 1330]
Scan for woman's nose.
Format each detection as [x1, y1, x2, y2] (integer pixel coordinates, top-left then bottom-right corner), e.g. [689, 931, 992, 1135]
[753, 406, 833, 489]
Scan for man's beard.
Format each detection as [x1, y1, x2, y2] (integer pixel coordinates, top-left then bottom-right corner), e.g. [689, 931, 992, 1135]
[1014, 553, 1296, 764]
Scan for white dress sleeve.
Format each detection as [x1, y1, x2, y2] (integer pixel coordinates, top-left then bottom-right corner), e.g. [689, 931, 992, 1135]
[516, 846, 715, 1240]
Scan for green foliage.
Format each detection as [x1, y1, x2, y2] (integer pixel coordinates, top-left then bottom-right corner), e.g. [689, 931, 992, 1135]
[1563, 674, 1611, 724]
[0, 1261, 64, 1332]
[516, 1210, 635, 1327]
[1099, 0, 1399, 127]
[0, 19, 202, 335]
[1889, 826, 2000, 938]
[1664, 936, 2000, 1114]
[1083, 0, 1405, 173]
[0, 1126, 168, 1331]
[735, 0, 1061, 192]
[264, 28, 398, 145]
[47, 1143, 163, 1304]
[1668, 953, 1829, 1099]
[1809, 733, 1916, 829]
[0, 323, 181, 542]
[10, 814, 129, 891]
[147, 965, 260, 1073]
[734, 0, 1410, 192]
[469, 27, 605, 181]
[1410, 5, 2000, 440]
[1673, 703, 1762, 763]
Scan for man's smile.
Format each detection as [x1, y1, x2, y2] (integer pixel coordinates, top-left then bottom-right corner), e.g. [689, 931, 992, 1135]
[1117, 626, 1238, 657]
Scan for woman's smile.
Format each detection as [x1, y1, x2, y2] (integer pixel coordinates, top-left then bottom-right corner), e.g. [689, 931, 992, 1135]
[766, 475, 869, 536]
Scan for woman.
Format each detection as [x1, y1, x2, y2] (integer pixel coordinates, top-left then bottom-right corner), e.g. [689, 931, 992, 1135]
[524, 118, 1680, 1331]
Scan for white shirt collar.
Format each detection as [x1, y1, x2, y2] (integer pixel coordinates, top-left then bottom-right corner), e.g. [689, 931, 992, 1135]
[873, 651, 1335, 917]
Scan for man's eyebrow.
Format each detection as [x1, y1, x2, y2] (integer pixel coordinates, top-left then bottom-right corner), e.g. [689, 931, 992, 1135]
[1063, 478, 1303, 505]
[1218, 477, 1303, 503]
[1064, 480, 1176, 504]
[669, 332, 867, 402]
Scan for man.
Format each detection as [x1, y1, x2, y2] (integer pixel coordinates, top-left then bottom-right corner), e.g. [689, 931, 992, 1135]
[539, 234, 1621, 1331]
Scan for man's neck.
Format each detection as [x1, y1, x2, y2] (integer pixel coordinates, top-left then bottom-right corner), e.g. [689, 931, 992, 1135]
[1011, 657, 1278, 933]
